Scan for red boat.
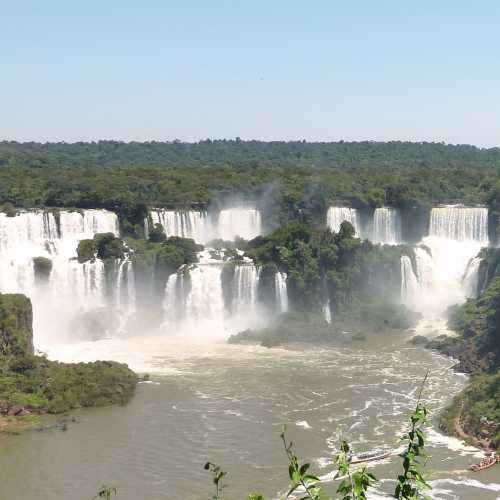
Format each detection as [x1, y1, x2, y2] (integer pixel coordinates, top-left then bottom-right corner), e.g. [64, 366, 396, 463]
[470, 453, 499, 472]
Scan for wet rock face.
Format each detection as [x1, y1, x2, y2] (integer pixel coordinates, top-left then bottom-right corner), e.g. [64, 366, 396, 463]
[0, 293, 34, 356]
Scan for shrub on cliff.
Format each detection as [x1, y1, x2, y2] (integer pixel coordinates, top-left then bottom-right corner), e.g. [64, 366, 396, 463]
[77, 239, 97, 263]
[148, 223, 167, 243]
[155, 237, 202, 275]
[32, 256, 53, 283]
[77, 233, 126, 263]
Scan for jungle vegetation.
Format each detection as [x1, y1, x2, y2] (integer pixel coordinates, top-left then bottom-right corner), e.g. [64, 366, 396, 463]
[1, 141, 500, 240]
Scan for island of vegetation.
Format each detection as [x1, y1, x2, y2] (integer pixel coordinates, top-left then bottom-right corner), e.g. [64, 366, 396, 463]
[0, 293, 137, 433]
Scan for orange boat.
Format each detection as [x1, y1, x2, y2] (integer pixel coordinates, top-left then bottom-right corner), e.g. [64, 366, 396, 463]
[470, 453, 499, 472]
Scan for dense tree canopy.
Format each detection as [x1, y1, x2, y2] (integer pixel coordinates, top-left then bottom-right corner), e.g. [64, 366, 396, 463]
[0, 141, 499, 222]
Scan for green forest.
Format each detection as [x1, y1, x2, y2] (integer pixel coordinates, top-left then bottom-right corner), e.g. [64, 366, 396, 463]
[1, 140, 500, 213]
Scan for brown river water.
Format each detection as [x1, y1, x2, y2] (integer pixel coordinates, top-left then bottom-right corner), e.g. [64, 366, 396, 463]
[0, 331, 499, 499]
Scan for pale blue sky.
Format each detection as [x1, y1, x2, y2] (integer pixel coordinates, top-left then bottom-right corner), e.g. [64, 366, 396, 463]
[2, 1, 500, 146]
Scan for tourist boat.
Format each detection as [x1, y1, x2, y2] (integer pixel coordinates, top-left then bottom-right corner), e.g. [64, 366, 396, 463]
[350, 450, 392, 464]
[470, 454, 499, 472]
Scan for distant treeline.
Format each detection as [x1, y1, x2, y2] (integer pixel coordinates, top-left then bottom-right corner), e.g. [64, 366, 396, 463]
[2, 140, 500, 238]
[2, 139, 500, 169]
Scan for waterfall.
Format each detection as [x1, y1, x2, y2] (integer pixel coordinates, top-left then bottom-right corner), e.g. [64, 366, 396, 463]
[372, 208, 402, 244]
[233, 264, 259, 314]
[115, 260, 136, 313]
[322, 301, 332, 324]
[429, 206, 488, 242]
[0, 208, 127, 348]
[149, 210, 211, 243]
[406, 207, 489, 333]
[414, 247, 435, 290]
[162, 252, 264, 338]
[59, 209, 119, 239]
[462, 257, 481, 299]
[217, 209, 262, 241]
[163, 261, 226, 338]
[163, 270, 187, 323]
[326, 207, 360, 235]
[400, 256, 419, 305]
[148, 208, 262, 243]
[275, 272, 288, 313]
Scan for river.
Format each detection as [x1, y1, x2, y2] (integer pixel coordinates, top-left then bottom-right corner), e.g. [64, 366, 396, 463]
[1, 331, 498, 499]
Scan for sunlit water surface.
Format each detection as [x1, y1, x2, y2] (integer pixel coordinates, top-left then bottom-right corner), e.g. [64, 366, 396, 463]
[0, 332, 499, 500]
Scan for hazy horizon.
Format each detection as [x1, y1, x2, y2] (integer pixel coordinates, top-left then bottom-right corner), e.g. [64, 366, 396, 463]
[1, 137, 499, 150]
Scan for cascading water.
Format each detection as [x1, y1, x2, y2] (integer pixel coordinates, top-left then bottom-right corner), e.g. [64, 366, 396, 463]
[326, 207, 361, 235]
[400, 256, 419, 306]
[462, 256, 482, 299]
[147, 208, 262, 243]
[162, 252, 264, 338]
[0, 209, 132, 349]
[274, 272, 288, 313]
[59, 209, 119, 238]
[322, 302, 332, 324]
[115, 260, 136, 314]
[410, 206, 489, 336]
[148, 210, 211, 243]
[233, 264, 259, 314]
[429, 206, 488, 242]
[372, 207, 402, 244]
[162, 256, 225, 339]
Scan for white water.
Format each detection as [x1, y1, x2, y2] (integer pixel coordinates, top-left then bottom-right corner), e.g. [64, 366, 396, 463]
[163, 253, 263, 339]
[275, 272, 289, 313]
[0, 209, 131, 349]
[233, 264, 260, 314]
[115, 259, 136, 314]
[148, 210, 212, 243]
[429, 206, 488, 242]
[463, 256, 482, 299]
[407, 206, 488, 336]
[372, 207, 402, 244]
[147, 208, 262, 243]
[323, 301, 332, 323]
[400, 256, 419, 306]
[326, 207, 361, 235]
